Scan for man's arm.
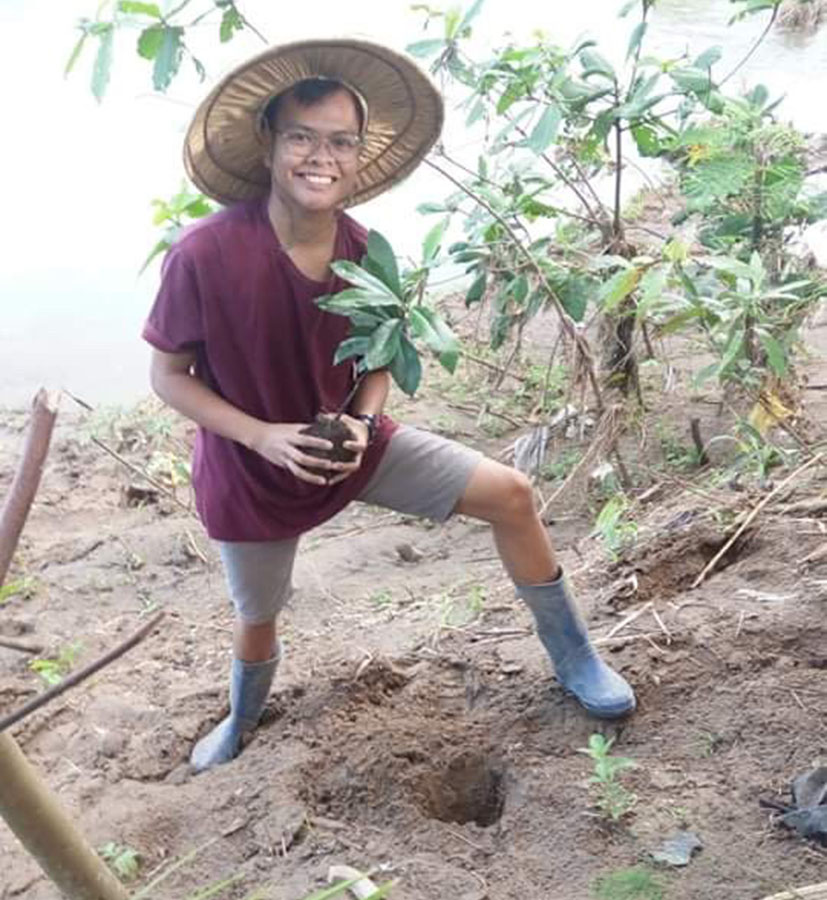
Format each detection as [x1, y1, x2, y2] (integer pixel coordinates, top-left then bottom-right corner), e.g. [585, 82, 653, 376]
[149, 348, 336, 485]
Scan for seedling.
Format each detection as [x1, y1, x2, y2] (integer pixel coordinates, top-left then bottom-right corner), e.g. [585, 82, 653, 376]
[29, 643, 82, 687]
[307, 228, 459, 468]
[579, 733, 638, 822]
[592, 865, 663, 900]
[591, 495, 638, 561]
[99, 842, 141, 882]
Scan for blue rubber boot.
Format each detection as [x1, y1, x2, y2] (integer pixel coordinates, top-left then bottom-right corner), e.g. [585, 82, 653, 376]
[190, 648, 280, 773]
[517, 573, 636, 719]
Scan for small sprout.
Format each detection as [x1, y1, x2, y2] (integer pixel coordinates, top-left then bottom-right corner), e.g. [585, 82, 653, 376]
[369, 589, 394, 610]
[592, 865, 663, 900]
[29, 643, 82, 687]
[579, 733, 638, 822]
[99, 842, 141, 882]
[0, 576, 37, 605]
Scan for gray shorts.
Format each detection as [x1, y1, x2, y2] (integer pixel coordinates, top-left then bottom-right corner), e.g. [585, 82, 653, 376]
[218, 425, 482, 624]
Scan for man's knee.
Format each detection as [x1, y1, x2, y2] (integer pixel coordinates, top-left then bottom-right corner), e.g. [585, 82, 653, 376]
[494, 468, 536, 523]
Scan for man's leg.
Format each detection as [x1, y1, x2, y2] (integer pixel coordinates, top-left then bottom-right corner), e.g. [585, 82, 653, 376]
[359, 427, 634, 719]
[456, 458, 635, 718]
[191, 538, 298, 773]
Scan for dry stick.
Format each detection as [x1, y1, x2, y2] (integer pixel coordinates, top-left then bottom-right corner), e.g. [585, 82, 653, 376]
[63, 389, 196, 517]
[460, 349, 527, 383]
[0, 611, 165, 733]
[692, 453, 825, 589]
[0, 637, 44, 655]
[0, 389, 130, 900]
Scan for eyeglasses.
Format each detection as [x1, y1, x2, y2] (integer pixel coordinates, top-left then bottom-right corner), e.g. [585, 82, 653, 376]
[275, 127, 363, 161]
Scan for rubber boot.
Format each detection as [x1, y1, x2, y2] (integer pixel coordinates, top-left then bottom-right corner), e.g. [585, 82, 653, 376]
[517, 573, 635, 718]
[190, 647, 280, 773]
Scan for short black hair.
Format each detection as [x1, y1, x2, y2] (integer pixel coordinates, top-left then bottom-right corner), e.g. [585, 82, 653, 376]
[262, 78, 365, 133]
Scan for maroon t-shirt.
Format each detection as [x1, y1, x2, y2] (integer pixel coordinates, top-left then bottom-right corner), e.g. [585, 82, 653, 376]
[142, 199, 397, 541]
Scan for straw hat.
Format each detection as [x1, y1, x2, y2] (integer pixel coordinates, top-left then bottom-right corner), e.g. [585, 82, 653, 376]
[184, 38, 444, 207]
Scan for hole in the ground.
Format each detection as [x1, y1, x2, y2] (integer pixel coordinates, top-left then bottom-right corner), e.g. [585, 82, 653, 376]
[419, 751, 506, 827]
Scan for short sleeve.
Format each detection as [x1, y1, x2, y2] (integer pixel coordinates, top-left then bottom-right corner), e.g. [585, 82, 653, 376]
[142, 243, 205, 353]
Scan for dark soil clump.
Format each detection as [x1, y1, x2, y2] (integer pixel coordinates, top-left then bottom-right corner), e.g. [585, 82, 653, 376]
[301, 414, 357, 478]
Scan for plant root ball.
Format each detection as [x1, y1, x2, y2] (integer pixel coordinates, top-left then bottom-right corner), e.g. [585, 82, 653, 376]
[300, 415, 357, 479]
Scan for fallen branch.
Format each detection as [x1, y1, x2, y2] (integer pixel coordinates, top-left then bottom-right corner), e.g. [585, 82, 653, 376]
[692, 453, 824, 589]
[0, 611, 165, 733]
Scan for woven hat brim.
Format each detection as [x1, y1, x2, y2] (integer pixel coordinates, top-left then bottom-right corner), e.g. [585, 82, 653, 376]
[184, 39, 444, 207]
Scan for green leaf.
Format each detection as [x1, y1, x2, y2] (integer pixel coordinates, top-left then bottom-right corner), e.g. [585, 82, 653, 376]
[626, 21, 647, 61]
[444, 6, 461, 38]
[64, 32, 88, 77]
[580, 49, 616, 81]
[333, 336, 370, 365]
[600, 268, 641, 312]
[317, 287, 402, 312]
[465, 270, 487, 306]
[364, 319, 403, 370]
[694, 45, 722, 69]
[139, 238, 172, 274]
[417, 202, 448, 215]
[117, 1, 162, 16]
[91, 25, 114, 103]
[330, 261, 403, 304]
[406, 38, 447, 58]
[466, 98, 485, 127]
[422, 218, 449, 262]
[389, 334, 423, 396]
[152, 25, 184, 92]
[671, 67, 714, 95]
[458, 0, 485, 34]
[219, 6, 244, 42]
[137, 24, 163, 59]
[509, 273, 529, 305]
[631, 124, 661, 157]
[365, 231, 402, 297]
[760, 333, 787, 376]
[409, 306, 459, 357]
[526, 103, 561, 154]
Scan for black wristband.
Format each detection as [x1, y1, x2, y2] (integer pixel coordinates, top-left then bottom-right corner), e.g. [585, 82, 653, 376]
[353, 413, 378, 443]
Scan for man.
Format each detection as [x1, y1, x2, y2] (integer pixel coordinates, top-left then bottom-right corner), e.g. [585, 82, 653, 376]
[143, 39, 635, 774]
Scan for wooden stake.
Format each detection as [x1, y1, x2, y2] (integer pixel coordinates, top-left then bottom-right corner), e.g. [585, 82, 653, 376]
[0, 733, 129, 900]
[0, 389, 58, 583]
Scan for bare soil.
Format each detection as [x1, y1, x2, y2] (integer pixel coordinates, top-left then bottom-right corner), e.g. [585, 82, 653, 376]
[2, 315, 827, 900]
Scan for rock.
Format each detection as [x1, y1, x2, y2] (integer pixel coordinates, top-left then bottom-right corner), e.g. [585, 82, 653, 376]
[651, 830, 703, 866]
[396, 542, 424, 563]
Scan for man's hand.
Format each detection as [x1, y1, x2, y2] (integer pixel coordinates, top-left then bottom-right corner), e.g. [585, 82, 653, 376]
[325, 414, 370, 486]
[250, 422, 338, 486]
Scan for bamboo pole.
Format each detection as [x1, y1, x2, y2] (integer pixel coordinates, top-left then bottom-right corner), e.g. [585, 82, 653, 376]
[0, 389, 129, 900]
[0, 734, 129, 900]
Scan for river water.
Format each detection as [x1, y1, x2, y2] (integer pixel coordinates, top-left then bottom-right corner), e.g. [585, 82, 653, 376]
[1, 0, 826, 407]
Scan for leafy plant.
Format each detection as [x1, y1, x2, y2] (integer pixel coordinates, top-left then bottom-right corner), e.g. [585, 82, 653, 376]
[316, 228, 460, 398]
[592, 865, 664, 900]
[304, 875, 394, 900]
[140, 184, 217, 273]
[579, 733, 638, 821]
[65, 0, 262, 103]
[592, 495, 638, 560]
[99, 842, 141, 882]
[29, 643, 82, 687]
